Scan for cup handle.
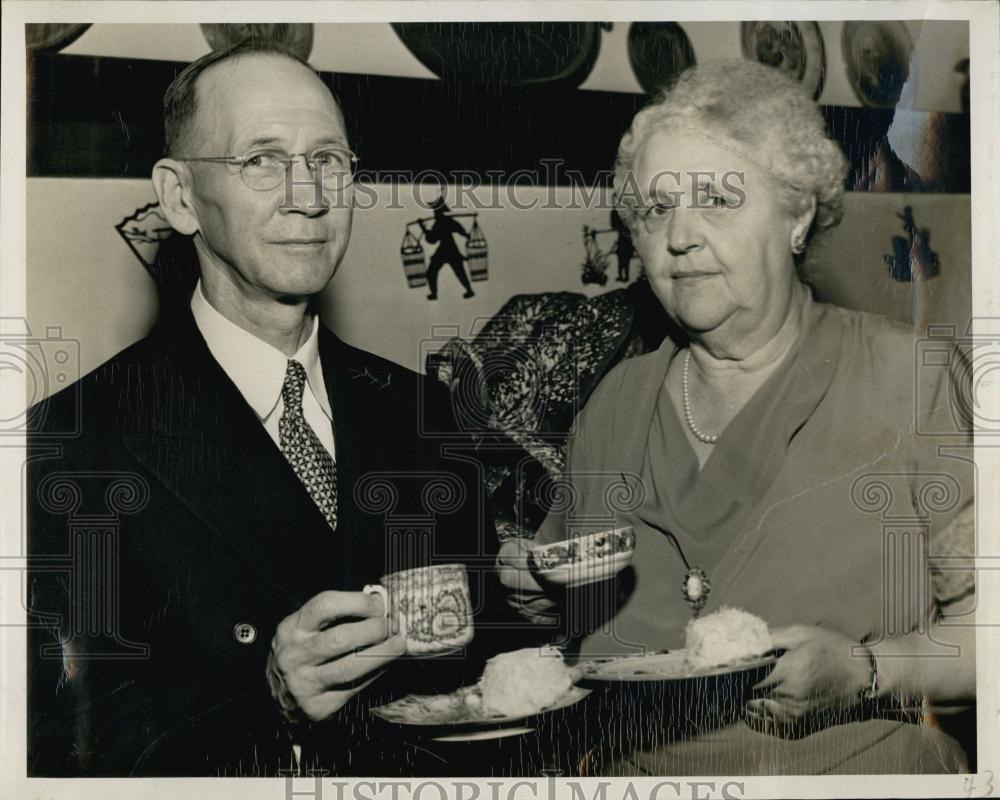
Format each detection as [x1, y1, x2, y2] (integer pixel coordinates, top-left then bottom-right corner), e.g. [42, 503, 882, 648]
[363, 584, 389, 618]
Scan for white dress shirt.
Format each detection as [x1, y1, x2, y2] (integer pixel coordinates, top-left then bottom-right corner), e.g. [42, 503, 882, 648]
[190, 282, 336, 459]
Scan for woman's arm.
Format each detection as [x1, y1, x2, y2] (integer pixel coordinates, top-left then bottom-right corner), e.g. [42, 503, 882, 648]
[877, 598, 976, 706]
[753, 619, 975, 724]
[756, 491, 978, 721]
[757, 590, 976, 723]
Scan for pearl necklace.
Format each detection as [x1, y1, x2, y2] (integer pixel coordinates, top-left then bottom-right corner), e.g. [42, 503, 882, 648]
[682, 350, 720, 444]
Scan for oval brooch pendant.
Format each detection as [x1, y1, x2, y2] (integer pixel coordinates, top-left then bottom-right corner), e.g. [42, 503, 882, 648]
[682, 567, 711, 616]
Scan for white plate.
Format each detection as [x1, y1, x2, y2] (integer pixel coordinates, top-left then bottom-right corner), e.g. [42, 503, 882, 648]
[371, 685, 591, 728]
[580, 650, 778, 682]
[431, 726, 535, 743]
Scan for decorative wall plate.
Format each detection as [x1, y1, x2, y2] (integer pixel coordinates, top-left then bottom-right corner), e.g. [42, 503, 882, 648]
[391, 22, 604, 88]
[627, 22, 696, 96]
[741, 21, 826, 100]
[25, 23, 91, 51]
[200, 23, 314, 61]
[842, 21, 913, 108]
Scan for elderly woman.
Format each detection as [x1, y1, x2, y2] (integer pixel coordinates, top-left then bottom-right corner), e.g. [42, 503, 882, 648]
[498, 60, 975, 774]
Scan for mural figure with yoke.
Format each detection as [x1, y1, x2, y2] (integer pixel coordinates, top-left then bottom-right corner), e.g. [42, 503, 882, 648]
[419, 196, 476, 300]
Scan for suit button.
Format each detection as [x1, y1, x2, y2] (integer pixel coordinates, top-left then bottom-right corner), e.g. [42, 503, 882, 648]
[233, 623, 257, 644]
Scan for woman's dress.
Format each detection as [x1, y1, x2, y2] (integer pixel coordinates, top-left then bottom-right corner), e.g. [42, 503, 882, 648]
[532, 298, 974, 774]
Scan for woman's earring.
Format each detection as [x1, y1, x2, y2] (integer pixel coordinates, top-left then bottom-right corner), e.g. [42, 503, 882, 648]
[791, 235, 806, 255]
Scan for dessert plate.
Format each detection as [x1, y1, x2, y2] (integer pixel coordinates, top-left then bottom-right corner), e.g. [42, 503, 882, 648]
[371, 685, 591, 728]
[580, 650, 780, 682]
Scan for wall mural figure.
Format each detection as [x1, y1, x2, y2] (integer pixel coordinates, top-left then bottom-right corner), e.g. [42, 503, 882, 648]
[116, 202, 199, 305]
[115, 202, 174, 272]
[580, 225, 609, 286]
[420, 198, 475, 300]
[401, 199, 487, 300]
[610, 208, 637, 283]
[581, 210, 640, 286]
[884, 206, 940, 336]
[884, 206, 940, 283]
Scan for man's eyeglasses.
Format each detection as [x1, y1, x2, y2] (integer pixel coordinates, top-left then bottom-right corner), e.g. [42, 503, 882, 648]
[176, 146, 359, 192]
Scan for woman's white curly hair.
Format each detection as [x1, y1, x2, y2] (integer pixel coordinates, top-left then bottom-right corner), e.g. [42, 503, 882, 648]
[614, 60, 848, 245]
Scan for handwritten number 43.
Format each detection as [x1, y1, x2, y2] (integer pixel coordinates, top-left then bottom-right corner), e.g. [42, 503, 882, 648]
[963, 771, 994, 798]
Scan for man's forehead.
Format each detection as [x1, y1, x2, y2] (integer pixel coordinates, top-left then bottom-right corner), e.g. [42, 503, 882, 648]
[193, 53, 345, 146]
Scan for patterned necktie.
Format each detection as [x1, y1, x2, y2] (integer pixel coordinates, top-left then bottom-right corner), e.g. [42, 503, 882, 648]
[279, 359, 337, 530]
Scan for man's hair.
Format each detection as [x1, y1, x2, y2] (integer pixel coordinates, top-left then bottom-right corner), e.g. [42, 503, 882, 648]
[162, 38, 320, 157]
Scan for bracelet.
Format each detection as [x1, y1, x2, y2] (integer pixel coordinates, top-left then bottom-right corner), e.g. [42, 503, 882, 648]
[859, 635, 879, 702]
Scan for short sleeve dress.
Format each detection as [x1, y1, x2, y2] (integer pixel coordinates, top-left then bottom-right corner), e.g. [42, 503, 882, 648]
[534, 297, 975, 774]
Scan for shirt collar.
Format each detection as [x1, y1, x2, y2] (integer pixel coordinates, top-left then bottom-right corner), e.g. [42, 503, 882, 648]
[190, 281, 333, 422]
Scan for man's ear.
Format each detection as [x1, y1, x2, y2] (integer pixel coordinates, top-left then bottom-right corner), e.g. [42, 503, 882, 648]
[152, 158, 200, 236]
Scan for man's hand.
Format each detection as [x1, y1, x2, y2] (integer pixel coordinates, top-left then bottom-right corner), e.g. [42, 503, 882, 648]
[747, 624, 871, 723]
[267, 590, 405, 723]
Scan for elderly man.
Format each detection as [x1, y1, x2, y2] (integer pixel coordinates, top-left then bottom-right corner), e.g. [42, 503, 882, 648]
[27, 42, 500, 777]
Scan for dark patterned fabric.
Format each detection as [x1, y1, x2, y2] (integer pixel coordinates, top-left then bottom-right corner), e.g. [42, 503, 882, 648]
[279, 359, 338, 530]
[427, 280, 674, 540]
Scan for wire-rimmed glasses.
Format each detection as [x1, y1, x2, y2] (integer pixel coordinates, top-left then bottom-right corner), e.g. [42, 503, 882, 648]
[176, 146, 359, 192]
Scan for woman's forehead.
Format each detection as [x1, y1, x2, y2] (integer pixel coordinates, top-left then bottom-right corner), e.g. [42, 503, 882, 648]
[633, 129, 766, 198]
[635, 128, 756, 177]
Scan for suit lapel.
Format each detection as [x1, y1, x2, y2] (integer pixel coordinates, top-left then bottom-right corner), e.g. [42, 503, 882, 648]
[120, 309, 341, 605]
[319, 329, 398, 586]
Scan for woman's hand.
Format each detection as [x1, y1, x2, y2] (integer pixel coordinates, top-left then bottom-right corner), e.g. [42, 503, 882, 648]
[495, 538, 561, 623]
[748, 624, 872, 723]
[496, 538, 544, 594]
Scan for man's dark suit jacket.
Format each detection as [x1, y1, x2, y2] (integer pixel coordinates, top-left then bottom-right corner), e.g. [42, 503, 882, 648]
[26, 303, 513, 777]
